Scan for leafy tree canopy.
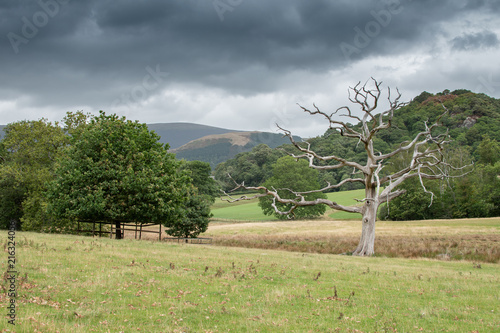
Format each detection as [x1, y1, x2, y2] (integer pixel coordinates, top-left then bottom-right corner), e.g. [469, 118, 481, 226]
[214, 144, 286, 191]
[165, 191, 212, 238]
[259, 156, 327, 220]
[0, 119, 67, 229]
[168, 160, 216, 238]
[181, 160, 219, 201]
[47, 112, 191, 233]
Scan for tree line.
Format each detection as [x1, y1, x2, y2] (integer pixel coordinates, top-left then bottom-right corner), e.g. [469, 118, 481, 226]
[0, 111, 218, 238]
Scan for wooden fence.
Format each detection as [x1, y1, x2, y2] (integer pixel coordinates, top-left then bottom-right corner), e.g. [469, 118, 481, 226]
[77, 220, 162, 241]
[76, 221, 212, 244]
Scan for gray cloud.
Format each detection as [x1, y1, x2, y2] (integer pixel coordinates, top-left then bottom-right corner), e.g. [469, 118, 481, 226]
[451, 30, 499, 51]
[1, 0, 500, 136]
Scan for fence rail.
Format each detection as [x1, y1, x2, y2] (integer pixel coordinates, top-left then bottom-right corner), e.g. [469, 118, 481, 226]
[77, 220, 162, 241]
[163, 237, 212, 244]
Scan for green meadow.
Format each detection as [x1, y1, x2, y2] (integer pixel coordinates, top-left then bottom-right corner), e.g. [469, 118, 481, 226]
[212, 190, 366, 221]
[1, 232, 499, 332]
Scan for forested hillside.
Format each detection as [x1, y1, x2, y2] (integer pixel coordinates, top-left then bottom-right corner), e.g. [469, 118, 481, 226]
[215, 89, 500, 220]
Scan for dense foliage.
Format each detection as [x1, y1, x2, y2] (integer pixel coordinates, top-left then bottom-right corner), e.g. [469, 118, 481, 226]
[47, 112, 194, 238]
[214, 144, 286, 191]
[378, 90, 500, 220]
[0, 119, 68, 230]
[380, 145, 500, 220]
[165, 191, 212, 238]
[167, 160, 218, 238]
[180, 160, 219, 201]
[258, 156, 327, 220]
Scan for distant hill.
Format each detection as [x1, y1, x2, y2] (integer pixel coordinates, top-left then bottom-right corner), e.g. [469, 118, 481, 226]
[172, 131, 300, 168]
[146, 123, 239, 149]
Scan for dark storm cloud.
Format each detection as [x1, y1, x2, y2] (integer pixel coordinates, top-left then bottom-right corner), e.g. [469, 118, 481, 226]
[0, 1, 473, 72]
[0, 0, 499, 128]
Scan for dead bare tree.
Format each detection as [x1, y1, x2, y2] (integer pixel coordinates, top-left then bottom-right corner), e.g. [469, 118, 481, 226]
[223, 78, 471, 256]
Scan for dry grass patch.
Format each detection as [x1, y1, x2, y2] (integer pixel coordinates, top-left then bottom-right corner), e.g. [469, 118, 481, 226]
[205, 218, 500, 263]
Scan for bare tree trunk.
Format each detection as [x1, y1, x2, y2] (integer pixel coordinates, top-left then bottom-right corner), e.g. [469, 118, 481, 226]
[353, 186, 378, 256]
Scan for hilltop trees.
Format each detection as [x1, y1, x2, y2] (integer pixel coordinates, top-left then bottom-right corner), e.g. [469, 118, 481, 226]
[378, 90, 500, 221]
[225, 79, 471, 256]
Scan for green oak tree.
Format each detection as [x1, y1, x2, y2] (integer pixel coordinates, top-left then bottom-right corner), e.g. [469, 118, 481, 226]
[47, 112, 191, 239]
[165, 189, 212, 239]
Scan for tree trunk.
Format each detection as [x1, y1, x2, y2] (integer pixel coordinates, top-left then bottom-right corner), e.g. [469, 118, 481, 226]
[115, 221, 122, 239]
[353, 186, 378, 256]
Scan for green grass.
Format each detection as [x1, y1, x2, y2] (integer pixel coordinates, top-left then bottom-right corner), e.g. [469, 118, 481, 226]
[2, 232, 499, 332]
[212, 200, 276, 221]
[212, 189, 366, 221]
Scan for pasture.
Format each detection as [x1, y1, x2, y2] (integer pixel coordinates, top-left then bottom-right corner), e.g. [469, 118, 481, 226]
[1, 232, 499, 332]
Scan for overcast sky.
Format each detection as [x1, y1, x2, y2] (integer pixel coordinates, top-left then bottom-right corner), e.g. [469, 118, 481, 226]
[1, 0, 500, 137]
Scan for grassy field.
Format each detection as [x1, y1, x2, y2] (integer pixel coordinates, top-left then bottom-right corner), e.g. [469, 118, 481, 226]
[212, 190, 366, 221]
[1, 232, 499, 332]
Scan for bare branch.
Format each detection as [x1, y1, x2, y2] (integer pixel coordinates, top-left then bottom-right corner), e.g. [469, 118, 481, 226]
[296, 104, 363, 140]
[292, 177, 365, 194]
[277, 124, 366, 172]
[222, 178, 362, 216]
[376, 110, 448, 162]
